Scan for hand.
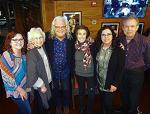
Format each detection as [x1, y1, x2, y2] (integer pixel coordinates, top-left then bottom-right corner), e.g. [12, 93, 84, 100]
[109, 85, 117, 93]
[17, 86, 28, 101]
[27, 42, 35, 50]
[40, 85, 47, 93]
[120, 43, 125, 50]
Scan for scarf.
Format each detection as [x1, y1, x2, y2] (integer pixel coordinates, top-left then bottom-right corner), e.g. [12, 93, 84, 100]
[75, 40, 92, 70]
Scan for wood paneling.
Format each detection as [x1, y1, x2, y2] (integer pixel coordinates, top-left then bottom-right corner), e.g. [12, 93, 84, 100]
[41, 0, 55, 32]
[41, 0, 150, 38]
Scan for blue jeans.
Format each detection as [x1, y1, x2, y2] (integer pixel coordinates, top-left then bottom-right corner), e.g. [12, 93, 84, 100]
[11, 97, 31, 114]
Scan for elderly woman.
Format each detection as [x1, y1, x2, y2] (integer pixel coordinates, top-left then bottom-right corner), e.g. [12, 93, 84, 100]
[0, 31, 31, 114]
[27, 27, 52, 114]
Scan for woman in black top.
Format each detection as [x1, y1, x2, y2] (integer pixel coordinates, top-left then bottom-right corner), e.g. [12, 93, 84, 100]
[95, 26, 125, 114]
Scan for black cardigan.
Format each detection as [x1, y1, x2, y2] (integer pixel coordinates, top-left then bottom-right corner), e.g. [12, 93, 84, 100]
[96, 46, 125, 89]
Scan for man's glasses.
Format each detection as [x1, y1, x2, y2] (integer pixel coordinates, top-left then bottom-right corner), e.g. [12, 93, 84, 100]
[101, 33, 112, 37]
[55, 25, 66, 29]
[11, 39, 24, 42]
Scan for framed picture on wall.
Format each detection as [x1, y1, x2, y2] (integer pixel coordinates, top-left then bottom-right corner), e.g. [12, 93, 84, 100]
[63, 11, 82, 33]
[101, 22, 119, 37]
[7, 2, 15, 19]
[137, 22, 144, 34]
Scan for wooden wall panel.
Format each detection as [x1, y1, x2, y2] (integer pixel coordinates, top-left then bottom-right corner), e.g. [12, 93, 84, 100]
[42, 0, 150, 38]
[41, 0, 55, 32]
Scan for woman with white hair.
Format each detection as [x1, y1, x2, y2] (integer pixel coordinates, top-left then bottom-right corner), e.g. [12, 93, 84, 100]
[27, 27, 52, 114]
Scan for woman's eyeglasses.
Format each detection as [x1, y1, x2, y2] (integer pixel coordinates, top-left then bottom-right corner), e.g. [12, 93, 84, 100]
[11, 39, 24, 42]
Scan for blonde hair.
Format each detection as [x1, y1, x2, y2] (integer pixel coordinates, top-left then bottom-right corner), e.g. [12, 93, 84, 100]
[27, 27, 45, 42]
[50, 16, 71, 38]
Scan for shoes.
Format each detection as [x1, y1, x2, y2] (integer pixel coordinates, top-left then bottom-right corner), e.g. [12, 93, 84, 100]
[78, 108, 85, 114]
[113, 107, 122, 113]
[63, 106, 69, 114]
[56, 106, 62, 114]
[113, 107, 127, 114]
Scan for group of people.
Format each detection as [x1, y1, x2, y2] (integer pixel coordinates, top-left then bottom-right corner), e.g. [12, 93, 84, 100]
[0, 15, 150, 114]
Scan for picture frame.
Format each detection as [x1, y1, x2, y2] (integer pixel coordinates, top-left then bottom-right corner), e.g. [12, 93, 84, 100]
[63, 11, 82, 33]
[7, 2, 15, 19]
[137, 22, 144, 34]
[101, 22, 119, 37]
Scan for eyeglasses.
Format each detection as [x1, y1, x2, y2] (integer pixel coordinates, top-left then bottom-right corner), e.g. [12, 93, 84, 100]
[101, 33, 112, 37]
[34, 37, 43, 39]
[55, 25, 66, 29]
[11, 39, 24, 42]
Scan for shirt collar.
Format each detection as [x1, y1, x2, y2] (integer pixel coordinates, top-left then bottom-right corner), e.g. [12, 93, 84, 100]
[123, 32, 139, 44]
[54, 37, 66, 42]
[132, 32, 139, 43]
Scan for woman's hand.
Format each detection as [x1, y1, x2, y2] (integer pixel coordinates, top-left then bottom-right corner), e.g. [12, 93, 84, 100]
[27, 42, 35, 50]
[17, 86, 28, 101]
[40, 84, 47, 93]
[109, 85, 117, 92]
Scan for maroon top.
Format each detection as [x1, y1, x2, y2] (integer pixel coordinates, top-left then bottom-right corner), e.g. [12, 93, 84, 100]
[119, 33, 150, 71]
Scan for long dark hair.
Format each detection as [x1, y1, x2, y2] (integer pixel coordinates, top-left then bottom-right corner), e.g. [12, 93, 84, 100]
[95, 26, 117, 51]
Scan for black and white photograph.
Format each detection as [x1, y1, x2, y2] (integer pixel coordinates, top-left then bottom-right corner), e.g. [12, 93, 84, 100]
[101, 22, 119, 37]
[63, 11, 81, 33]
[8, 3, 15, 19]
[137, 22, 144, 34]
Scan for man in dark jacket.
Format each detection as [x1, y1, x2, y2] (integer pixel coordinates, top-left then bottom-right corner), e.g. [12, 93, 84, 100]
[45, 16, 74, 114]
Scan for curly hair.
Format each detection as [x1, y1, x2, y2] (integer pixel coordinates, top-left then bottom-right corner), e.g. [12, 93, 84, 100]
[27, 27, 45, 42]
[95, 26, 117, 51]
[50, 16, 71, 38]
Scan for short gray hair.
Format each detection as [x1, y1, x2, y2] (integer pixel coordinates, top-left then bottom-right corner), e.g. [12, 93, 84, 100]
[50, 16, 71, 38]
[27, 27, 45, 42]
[122, 15, 139, 26]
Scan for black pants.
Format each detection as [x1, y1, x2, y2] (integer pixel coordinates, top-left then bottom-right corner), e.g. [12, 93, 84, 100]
[34, 83, 52, 114]
[53, 77, 71, 107]
[100, 91, 113, 114]
[121, 70, 144, 114]
[34, 90, 50, 114]
[76, 75, 95, 114]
